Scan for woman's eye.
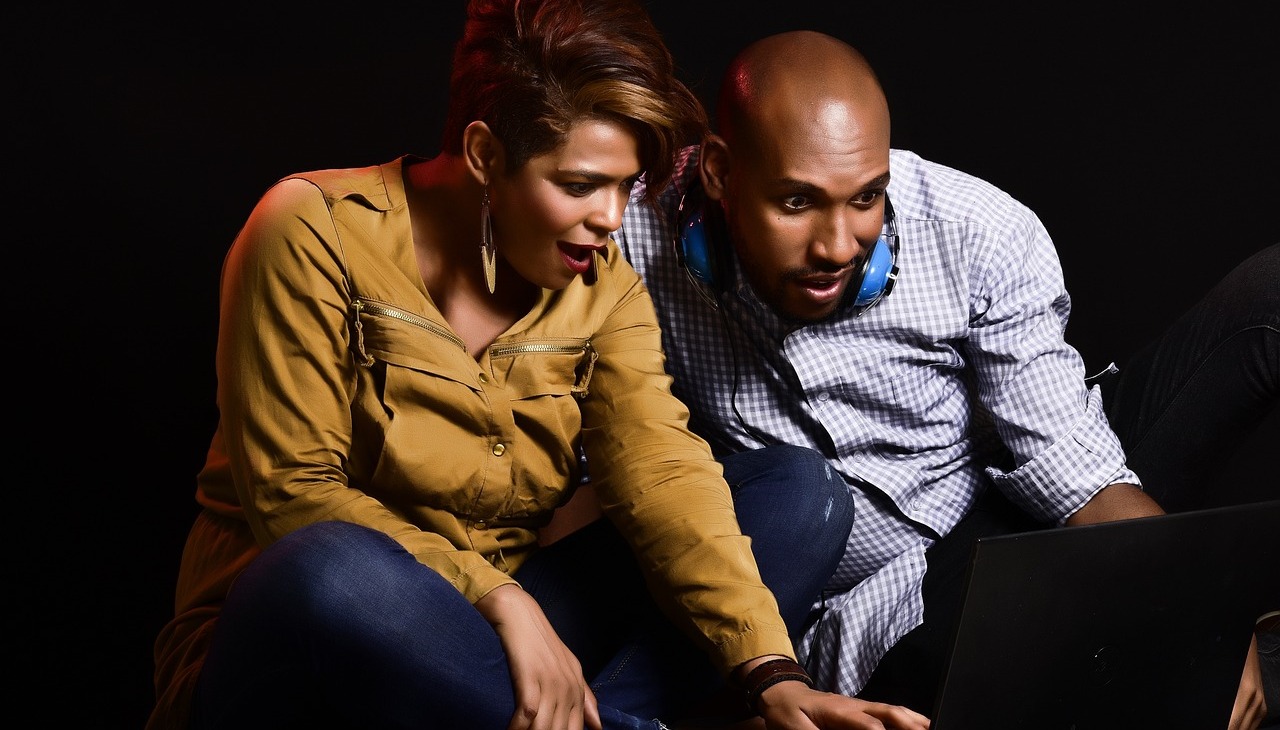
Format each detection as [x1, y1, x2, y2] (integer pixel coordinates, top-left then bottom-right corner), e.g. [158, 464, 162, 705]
[564, 182, 595, 196]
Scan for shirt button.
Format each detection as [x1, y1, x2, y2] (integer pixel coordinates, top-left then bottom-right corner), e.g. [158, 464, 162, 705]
[492, 443, 506, 456]
[816, 392, 831, 402]
[478, 372, 489, 383]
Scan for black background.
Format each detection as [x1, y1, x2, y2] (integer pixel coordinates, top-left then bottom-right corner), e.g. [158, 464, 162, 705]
[14, 2, 1277, 726]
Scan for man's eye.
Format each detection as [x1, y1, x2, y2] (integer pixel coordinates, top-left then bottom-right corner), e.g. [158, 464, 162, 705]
[852, 191, 882, 207]
[782, 195, 810, 210]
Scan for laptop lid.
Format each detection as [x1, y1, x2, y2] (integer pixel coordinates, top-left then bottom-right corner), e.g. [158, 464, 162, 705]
[930, 500, 1279, 730]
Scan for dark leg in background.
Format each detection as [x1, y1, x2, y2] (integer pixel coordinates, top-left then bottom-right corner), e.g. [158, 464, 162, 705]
[1102, 243, 1279, 511]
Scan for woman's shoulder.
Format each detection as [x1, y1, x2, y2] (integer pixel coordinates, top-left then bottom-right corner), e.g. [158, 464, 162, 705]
[275, 157, 408, 213]
[226, 166, 392, 281]
[237, 157, 412, 259]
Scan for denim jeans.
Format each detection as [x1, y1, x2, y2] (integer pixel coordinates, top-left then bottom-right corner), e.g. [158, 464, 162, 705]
[191, 444, 852, 729]
[859, 243, 1280, 714]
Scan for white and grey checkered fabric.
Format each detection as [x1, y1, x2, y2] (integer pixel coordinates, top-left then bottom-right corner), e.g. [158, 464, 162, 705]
[614, 146, 1137, 696]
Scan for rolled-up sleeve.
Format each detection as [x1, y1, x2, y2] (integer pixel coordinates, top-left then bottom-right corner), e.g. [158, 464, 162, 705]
[963, 206, 1138, 524]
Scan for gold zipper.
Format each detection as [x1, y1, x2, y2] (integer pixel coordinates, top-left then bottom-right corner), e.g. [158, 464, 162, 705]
[350, 298, 467, 364]
[489, 339, 591, 358]
[490, 339, 597, 397]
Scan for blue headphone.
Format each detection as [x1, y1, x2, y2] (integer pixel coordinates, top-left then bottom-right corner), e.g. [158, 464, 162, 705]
[674, 183, 900, 314]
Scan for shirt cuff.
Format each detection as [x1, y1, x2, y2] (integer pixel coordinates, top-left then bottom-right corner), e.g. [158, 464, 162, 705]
[984, 386, 1133, 525]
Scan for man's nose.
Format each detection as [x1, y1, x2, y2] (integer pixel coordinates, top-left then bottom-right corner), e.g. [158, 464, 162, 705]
[811, 210, 863, 266]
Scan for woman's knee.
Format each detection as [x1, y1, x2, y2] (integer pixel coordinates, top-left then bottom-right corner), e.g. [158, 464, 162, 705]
[260, 521, 391, 582]
[228, 521, 422, 624]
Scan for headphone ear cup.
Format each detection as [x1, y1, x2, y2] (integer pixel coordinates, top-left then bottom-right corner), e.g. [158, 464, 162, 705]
[678, 208, 718, 288]
[851, 236, 898, 307]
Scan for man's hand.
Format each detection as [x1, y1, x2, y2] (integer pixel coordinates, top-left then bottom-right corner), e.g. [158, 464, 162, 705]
[755, 680, 930, 730]
[475, 584, 601, 730]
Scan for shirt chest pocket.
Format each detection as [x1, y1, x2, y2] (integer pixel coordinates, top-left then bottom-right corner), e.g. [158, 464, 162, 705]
[347, 300, 486, 505]
[491, 339, 597, 398]
[489, 339, 597, 459]
[834, 346, 964, 426]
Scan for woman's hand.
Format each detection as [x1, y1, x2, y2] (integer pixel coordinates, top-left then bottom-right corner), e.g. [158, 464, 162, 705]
[1228, 633, 1266, 730]
[757, 680, 931, 730]
[475, 584, 601, 730]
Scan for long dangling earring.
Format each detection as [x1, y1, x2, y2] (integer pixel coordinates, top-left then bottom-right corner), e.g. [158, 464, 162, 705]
[480, 186, 497, 294]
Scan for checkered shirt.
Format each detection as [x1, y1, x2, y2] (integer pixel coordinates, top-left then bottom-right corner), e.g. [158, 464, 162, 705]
[613, 146, 1138, 696]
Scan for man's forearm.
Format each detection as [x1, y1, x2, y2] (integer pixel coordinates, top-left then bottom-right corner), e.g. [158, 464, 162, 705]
[1066, 482, 1165, 527]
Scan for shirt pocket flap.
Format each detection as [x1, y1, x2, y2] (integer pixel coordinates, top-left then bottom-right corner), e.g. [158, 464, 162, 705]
[351, 300, 474, 386]
[491, 340, 596, 400]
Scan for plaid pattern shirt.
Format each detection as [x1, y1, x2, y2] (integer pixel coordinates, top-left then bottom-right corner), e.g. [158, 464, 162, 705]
[614, 146, 1138, 695]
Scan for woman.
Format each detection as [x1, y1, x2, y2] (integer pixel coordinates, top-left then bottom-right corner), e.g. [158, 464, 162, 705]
[147, 2, 930, 729]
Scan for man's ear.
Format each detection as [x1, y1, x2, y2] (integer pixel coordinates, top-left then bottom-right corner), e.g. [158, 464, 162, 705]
[463, 121, 501, 185]
[699, 134, 730, 202]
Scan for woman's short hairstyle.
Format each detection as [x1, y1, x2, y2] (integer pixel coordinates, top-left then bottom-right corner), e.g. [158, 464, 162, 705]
[441, 0, 706, 201]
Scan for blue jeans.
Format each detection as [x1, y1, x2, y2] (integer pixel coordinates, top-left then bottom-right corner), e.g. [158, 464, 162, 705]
[191, 444, 852, 730]
[858, 243, 1280, 714]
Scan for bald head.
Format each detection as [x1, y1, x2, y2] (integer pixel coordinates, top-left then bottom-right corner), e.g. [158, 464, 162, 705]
[716, 30, 888, 153]
[699, 31, 893, 323]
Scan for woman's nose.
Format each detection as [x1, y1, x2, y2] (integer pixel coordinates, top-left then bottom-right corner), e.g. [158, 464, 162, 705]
[588, 189, 628, 234]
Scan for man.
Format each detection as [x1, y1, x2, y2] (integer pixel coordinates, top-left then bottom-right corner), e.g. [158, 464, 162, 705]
[612, 30, 1277, 729]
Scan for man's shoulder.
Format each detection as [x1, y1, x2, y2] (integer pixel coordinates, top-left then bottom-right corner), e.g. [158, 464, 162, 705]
[889, 148, 1032, 226]
[890, 148, 1003, 196]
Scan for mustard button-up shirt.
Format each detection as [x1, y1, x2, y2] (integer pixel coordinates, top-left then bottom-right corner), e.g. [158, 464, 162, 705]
[149, 157, 793, 730]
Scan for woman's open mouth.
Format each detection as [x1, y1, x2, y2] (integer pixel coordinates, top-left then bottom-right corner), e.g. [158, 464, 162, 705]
[558, 242, 601, 275]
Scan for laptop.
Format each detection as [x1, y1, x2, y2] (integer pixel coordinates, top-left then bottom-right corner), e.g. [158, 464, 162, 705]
[929, 500, 1280, 730]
